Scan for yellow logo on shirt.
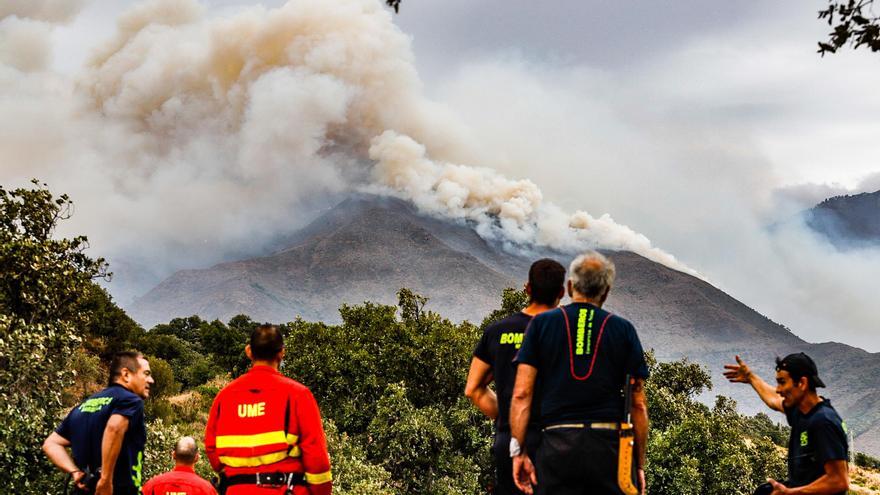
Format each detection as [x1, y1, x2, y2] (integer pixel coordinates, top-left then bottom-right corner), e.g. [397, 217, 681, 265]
[500, 332, 524, 349]
[800, 431, 809, 447]
[237, 402, 266, 418]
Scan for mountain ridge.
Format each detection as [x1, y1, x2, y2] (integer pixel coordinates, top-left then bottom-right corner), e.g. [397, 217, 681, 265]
[127, 194, 880, 456]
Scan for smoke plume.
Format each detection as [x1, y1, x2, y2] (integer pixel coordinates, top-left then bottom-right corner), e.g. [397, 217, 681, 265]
[0, 0, 694, 304]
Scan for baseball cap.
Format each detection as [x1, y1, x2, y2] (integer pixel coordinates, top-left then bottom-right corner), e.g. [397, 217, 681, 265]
[775, 352, 826, 388]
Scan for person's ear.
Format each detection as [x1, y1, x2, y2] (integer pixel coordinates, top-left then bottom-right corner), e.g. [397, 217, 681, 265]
[524, 282, 532, 297]
[566, 280, 573, 298]
[599, 286, 611, 305]
[245, 345, 253, 361]
[278, 348, 285, 362]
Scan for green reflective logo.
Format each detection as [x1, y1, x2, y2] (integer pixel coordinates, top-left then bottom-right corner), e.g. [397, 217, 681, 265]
[500, 332, 524, 349]
[575, 309, 594, 356]
[800, 431, 809, 447]
[131, 451, 143, 488]
[79, 397, 113, 413]
[842, 421, 849, 434]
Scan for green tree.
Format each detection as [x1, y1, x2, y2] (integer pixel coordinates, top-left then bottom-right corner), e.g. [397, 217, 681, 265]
[478, 287, 527, 331]
[818, 0, 880, 55]
[282, 289, 492, 494]
[644, 355, 786, 495]
[0, 180, 108, 493]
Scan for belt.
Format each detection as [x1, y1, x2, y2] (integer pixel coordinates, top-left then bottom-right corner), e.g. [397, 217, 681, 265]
[543, 422, 619, 431]
[223, 472, 306, 487]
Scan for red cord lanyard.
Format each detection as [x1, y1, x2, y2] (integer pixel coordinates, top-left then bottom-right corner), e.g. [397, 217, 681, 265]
[560, 306, 611, 381]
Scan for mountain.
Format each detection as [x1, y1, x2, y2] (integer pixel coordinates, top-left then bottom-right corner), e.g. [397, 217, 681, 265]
[805, 190, 880, 248]
[128, 195, 880, 456]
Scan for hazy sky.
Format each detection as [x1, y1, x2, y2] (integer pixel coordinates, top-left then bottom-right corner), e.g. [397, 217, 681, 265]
[3, 0, 879, 351]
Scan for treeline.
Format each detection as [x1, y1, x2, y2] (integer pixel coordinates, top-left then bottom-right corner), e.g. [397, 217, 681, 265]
[1, 181, 876, 495]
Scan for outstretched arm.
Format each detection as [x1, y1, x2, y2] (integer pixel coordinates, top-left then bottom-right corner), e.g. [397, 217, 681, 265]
[723, 355, 783, 412]
[464, 357, 498, 420]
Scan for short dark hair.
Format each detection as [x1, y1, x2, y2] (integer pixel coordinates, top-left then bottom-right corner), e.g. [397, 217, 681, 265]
[250, 324, 284, 361]
[108, 351, 144, 386]
[528, 258, 566, 305]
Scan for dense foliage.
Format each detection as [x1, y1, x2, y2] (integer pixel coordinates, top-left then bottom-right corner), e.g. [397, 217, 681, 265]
[0, 181, 108, 493]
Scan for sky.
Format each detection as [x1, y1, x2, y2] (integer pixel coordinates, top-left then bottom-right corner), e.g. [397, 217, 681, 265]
[2, 0, 879, 351]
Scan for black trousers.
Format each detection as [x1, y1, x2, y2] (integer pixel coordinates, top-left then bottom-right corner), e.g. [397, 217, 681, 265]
[535, 427, 624, 495]
[493, 429, 541, 495]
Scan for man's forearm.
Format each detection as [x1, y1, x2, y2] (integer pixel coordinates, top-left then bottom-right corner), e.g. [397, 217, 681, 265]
[786, 461, 848, 494]
[510, 365, 538, 445]
[469, 386, 499, 420]
[748, 374, 783, 412]
[510, 395, 531, 444]
[100, 415, 129, 481]
[632, 404, 648, 469]
[43, 433, 79, 474]
[631, 384, 648, 469]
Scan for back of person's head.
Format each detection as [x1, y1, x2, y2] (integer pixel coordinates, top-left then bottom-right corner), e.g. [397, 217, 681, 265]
[569, 251, 616, 299]
[528, 258, 566, 305]
[108, 351, 144, 386]
[250, 324, 284, 361]
[173, 436, 198, 465]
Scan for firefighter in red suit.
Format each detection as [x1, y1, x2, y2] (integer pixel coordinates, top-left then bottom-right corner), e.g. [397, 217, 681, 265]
[143, 436, 216, 495]
[205, 325, 332, 495]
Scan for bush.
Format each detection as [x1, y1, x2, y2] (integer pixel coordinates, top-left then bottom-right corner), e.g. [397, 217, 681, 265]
[0, 182, 108, 493]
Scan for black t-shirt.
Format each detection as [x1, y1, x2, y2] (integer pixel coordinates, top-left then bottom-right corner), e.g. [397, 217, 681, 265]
[473, 311, 539, 433]
[784, 399, 848, 493]
[57, 384, 147, 492]
[515, 303, 649, 425]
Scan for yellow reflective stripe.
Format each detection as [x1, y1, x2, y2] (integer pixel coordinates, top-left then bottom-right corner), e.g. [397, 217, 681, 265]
[305, 470, 332, 484]
[216, 431, 298, 449]
[288, 445, 301, 457]
[219, 451, 288, 467]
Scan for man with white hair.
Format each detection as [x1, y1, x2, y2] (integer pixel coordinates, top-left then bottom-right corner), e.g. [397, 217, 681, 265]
[510, 250, 650, 495]
[142, 437, 217, 495]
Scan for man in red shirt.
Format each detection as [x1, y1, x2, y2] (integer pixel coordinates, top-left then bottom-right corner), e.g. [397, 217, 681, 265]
[205, 324, 332, 495]
[142, 436, 216, 495]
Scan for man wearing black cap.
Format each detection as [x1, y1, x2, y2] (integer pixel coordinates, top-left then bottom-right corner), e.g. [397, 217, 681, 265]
[724, 353, 849, 495]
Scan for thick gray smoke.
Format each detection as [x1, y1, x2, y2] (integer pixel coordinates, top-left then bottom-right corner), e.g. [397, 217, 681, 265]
[423, 40, 880, 351]
[0, 0, 694, 305]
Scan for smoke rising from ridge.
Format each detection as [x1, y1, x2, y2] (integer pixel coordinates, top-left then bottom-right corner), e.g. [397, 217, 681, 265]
[0, 0, 693, 305]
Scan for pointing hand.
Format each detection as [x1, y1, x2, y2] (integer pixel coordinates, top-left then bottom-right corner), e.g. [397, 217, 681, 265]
[723, 355, 752, 383]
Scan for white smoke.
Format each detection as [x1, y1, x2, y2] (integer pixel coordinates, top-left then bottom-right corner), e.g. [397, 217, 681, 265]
[0, 0, 88, 24]
[0, 0, 694, 305]
[368, 130, 693, 273]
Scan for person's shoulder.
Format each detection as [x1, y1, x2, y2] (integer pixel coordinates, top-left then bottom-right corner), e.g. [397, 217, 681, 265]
[186, 471, 216, 493]
[813, 401, 845, 427]
[606, 311, 633, 327]
[103, 384, 143, 408]
[273, 372, 309, 394]
[532, 307, 563, 325]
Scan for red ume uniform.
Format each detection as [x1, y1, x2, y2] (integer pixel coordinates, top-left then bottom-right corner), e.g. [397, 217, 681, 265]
[142, 465, 217, 495]
[205, 366, 332, 495]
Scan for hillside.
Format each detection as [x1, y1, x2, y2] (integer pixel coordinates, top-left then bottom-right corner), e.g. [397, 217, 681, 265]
[805, 190, 880, 248]
[128, 195, 880, 456]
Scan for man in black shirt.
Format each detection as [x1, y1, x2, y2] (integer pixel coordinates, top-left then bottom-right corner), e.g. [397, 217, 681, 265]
[44, 351, 154, 495]
[724, 352, 849, 495]
[466, 258, 566, 495]
[511, 250, 649, 495]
